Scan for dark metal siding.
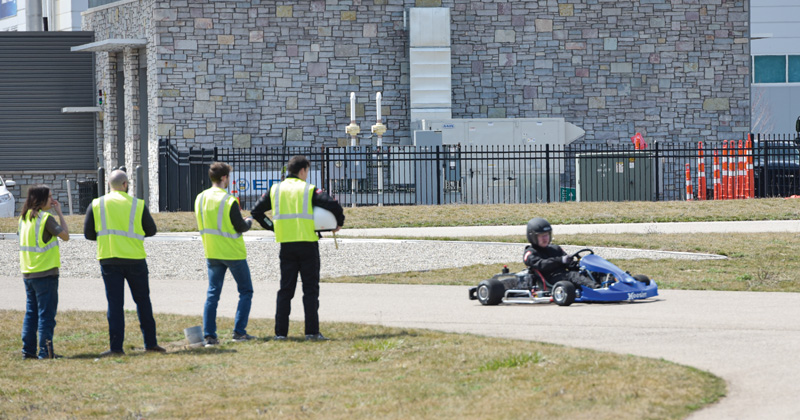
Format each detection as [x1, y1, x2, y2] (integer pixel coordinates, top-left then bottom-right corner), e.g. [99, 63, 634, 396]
[0, 32, 96, 171]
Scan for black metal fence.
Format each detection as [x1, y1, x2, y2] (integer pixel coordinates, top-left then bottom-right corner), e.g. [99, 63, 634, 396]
[157, 138, 214, 211]
[158, 134, 800, 211]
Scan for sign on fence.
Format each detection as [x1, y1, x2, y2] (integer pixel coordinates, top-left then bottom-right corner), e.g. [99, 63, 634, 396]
[560, 187, 576, 202]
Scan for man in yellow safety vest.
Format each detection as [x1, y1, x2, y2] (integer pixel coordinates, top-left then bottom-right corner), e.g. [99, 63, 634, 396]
[194, 162, 255, 346]
[84, 169, 165, 357]
[251, 155, 344, 341]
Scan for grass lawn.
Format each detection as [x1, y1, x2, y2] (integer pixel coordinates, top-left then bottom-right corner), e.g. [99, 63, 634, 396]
[2, 197, 800, 233]
[0, 310, 724, 419]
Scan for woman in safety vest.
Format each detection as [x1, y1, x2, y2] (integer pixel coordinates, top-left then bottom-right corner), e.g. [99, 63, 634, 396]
[19, 185, 69, 359]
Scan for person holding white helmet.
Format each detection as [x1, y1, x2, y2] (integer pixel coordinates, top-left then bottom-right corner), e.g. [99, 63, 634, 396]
[251, 155, 344, 341]
[523, 217, 597, 289]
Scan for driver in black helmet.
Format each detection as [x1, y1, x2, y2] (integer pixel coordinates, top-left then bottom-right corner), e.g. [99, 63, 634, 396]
[523, 218, 598, 289]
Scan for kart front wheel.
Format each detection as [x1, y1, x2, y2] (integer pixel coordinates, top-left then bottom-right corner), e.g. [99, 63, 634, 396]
[552, 281, 576, 306]
[633, 274, 651, 285]
[476, 279, 505, 306]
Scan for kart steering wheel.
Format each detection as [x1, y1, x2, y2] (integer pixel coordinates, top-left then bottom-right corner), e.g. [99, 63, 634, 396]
[569, 248, 594, 261]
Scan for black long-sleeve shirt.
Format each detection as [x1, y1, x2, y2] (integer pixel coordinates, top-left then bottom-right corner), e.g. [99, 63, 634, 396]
[227, 200, 253, 233]
[523, 244, 569, 277]
[84, 201, 158, 264]
[250, 175, 345, 231]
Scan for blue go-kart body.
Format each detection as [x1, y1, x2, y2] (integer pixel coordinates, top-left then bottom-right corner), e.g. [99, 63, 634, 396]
[576, 253, 658, 303]
[469, 249, 658, 306]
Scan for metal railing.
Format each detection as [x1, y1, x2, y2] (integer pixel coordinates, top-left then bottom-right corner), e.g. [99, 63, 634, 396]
[157, 138, 214, 211]
[157, 134, 800, 211]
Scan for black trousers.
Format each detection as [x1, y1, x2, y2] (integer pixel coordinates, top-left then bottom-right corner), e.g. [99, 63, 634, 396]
[550, 270, 596, 288]
[275, 242, 320, 336]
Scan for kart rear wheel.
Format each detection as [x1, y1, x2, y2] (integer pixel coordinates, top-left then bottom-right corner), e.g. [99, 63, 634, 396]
[633, 274, 651, 285]
[552, 281, 576, 306]
[476, 279, 505, 306]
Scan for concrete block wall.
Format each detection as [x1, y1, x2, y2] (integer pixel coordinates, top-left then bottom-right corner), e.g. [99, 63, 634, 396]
[0, 171, 98, 216]
[83, 0, 751, 148]
[146, 0, 749, 148]
[449, 0, 751, 144]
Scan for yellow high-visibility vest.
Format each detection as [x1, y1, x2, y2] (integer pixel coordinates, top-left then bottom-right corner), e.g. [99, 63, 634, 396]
[19, 210, 60, 274]
[91, 191, 146, 260]
[194, 187, 247, 260]
[271, 178, 317, 243]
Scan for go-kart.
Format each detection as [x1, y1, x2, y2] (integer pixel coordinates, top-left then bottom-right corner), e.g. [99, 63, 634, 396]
[468, 248, 658, 306]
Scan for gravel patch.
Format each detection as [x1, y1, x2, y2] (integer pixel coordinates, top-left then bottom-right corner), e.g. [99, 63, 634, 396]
[1, 237, 724, 282]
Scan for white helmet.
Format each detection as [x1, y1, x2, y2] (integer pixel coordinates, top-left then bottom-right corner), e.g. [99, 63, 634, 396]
[313, 207, 338, 232]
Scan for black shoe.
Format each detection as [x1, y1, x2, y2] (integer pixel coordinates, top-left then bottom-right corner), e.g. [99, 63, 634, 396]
[273, 335, 287, 341]
[100, 350, 125, 358]
[146, 345, 167, 353]
[22, 353, 37, 360]
[204, 336, 219, 347]
[305, 333, 329, 341]
[232, 332, 256, 342]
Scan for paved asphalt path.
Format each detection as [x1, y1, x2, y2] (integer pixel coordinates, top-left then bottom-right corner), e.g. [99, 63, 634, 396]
[2, 220, 800, 419]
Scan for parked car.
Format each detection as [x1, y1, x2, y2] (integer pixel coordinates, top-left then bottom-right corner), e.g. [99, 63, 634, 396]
[0, 175, 16, 218]
[753, 140, 800, 198]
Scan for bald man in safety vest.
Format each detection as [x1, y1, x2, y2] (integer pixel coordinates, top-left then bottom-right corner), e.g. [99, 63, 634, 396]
[84, 169, 165, 357]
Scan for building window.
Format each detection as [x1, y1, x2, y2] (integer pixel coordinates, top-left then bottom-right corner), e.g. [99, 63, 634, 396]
[754, 55, 786, 83]
[789, 56, 800, 83]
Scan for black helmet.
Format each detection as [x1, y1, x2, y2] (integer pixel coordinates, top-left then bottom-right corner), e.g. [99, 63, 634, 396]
[526, 217, 552, 244]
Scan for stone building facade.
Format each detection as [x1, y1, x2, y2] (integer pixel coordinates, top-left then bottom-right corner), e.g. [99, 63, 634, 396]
[80, 0, 750, 209]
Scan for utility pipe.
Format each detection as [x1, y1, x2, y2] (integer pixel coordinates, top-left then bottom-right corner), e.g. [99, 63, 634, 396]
[345, 92, 361, 207]
[371, 92, 387, 206]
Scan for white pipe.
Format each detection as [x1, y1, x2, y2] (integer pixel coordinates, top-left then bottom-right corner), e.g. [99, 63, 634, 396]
[350, 92, 356, 123]
[376, 92, 382, 122]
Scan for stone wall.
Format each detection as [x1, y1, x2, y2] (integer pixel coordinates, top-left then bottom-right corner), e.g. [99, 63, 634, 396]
[147, 0, 749, 148]
[449, 0, 751, 144]
[0, 171, 98, 216]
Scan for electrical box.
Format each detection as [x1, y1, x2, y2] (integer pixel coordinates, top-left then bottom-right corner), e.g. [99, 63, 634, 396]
[518, 173, 561, 203]
[576, 152, 654, 202]
[389, 146, 415, 185]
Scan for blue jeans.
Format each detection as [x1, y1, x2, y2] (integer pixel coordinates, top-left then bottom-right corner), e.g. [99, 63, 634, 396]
[203, 259, 253, 339]
[101, 261, 158, 351]
[22, 275, 59, 359]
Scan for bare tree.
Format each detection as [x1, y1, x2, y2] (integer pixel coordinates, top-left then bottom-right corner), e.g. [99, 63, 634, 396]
[751, 87, 775, 134]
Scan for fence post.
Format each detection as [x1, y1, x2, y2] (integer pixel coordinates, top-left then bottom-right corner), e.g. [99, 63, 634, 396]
[97, 167, 105, 197]
[158, 138, 166, 211]
[545, 144, 551, 203]
[436, 145, 442, 205]
[136, 165, 144, 199]
[653, 141, 660, 201]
